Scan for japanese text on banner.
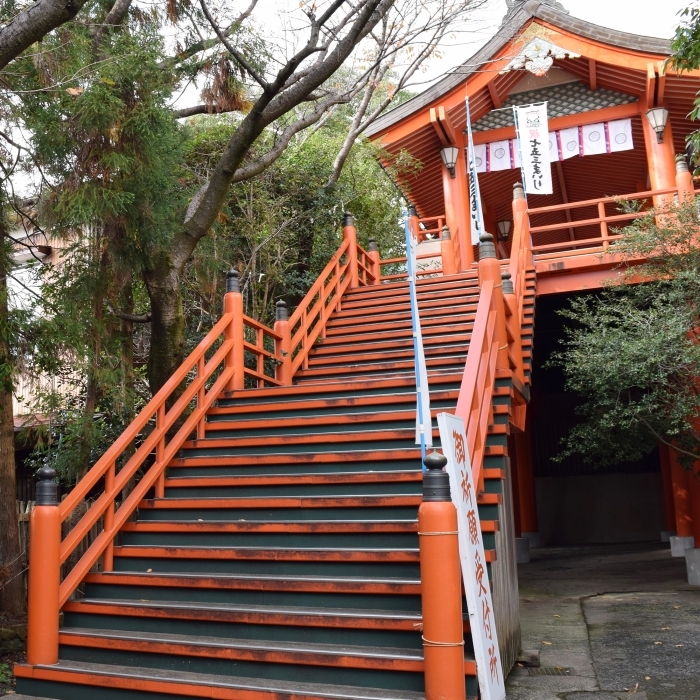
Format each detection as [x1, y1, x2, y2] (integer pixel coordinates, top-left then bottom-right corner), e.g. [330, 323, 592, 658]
[437, 412, 506, 700]
[514, 102, 553, 195]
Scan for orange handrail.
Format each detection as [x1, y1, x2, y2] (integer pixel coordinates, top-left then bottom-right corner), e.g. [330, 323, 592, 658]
[289, 237, 352, 374]
[242, 314, 284, 388]
[455, 280, 498, 492]
[57, 310, 237, 605]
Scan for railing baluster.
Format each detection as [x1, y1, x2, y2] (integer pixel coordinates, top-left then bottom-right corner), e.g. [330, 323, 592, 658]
[598, 201, 609, 250]
[155, 404, 165, 499]
[102, 460, 115, 572]
[257, 327, 264, 387]
[197, 356, 205, 440]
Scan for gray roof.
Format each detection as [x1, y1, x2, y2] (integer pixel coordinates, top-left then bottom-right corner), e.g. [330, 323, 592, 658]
[365, 0, 671, 138]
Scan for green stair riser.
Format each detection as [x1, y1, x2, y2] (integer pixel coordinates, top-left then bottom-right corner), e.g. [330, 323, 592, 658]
[166, 461, 424, 477]
[162, 483, 422, 498]
[62, 612, 423, 649]
[58, 645, 426, 692]
[113, 557, 421, 578]
[120, 532, 420, 549]
[138, 507, 420, 522]
[179, 439, 420, 457]
[84, 583, 422, 612]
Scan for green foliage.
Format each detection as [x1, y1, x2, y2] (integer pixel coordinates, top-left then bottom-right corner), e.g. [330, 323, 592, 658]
[551, 200, 700, 468]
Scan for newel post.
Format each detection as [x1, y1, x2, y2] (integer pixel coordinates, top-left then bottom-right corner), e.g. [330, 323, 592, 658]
[676, 155, 695, 204]
[419, 451, 466, 700]
[343, 213, 360, 289]
[274, 300, 292, 385]
[26, 467, 60, 666]
[478, 233, 509, 370]
[440, 225, 457, 276]
[224, 270, 245, 391]
[367, 238, 381, 285]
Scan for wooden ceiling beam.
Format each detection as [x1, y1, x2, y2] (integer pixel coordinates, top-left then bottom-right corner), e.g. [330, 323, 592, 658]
[588, 59, 597, 90]
[656, 60, 667, 106]
[429, 107, 450, 146]
[646, 62, 656, 109]
[487, 81, 502, 109]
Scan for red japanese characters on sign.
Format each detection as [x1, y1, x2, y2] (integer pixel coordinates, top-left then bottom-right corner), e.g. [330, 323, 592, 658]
[437, 412, 505, 700]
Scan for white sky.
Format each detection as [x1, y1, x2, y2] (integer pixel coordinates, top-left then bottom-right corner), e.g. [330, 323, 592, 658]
[419, 0, 690, 85]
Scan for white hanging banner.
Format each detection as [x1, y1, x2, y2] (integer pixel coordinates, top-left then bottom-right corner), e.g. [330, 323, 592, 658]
[489, 140, 511, 172]
[514, 102, 553, 195]
[438, 413, 506, 700]
[466, 94, 487, 244]
[608, 118, 633, 153]
[559, 126, 581, 159]
[548, 132, 560, 163]
[582, 122, 607, 156]
[473, 143, 487, 173]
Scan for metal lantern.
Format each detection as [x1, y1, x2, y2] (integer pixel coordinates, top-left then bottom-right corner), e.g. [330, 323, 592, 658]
[439, 146, 460, 179]
[645, 107, 670, 144]
[497, 220, 512, 242]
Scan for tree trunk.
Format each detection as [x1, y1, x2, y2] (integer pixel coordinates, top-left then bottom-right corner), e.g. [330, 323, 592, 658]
[143, 256, 185, 396]
[0, 213, 25, 614]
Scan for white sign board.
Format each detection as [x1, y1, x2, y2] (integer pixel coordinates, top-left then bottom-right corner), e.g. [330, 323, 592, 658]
[437, 412, 506, 700]
[514, 102, 553, 195]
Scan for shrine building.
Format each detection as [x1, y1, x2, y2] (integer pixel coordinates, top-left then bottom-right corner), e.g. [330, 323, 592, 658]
[366, 0, 700, 568]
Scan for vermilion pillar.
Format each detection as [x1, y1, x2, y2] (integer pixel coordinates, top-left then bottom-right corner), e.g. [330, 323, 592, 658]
[515, 424, 539, 542]
[641, 108, 677, 206]
[659, 444, 677, 535]
[670, 450, 693, 537]
[688, 469, 700, 548]
[453, 134, 474, 271]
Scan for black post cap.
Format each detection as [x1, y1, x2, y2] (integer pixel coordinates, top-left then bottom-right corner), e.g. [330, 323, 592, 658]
[275, 299, 288, 321]
[226, 270, 240, 293]
[501, 271, 514, 295]
[343, 212, 355, 227]
[479, 232, 496, 260]
[407, 204, 417, 218]
[35, 466, 58, 506]
[422, 450, 451, 502]
[441, 225, 451, 240]
[368, 238, 378, 252]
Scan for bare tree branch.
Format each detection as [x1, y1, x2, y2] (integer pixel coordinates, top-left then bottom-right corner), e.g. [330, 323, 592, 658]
[0, 0, 90, 71]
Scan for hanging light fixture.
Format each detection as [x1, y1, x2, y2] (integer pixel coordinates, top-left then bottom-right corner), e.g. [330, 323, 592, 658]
[645, 107, 670, 144]
[497, 220, 512, 242]
[439, 146, 459, 179]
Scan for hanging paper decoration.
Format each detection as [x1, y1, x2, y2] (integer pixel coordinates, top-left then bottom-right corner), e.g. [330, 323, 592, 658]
[470, 119, 634, 174]
[489, 140, 511, 172]
[608, 118, 633, 152]
[582, 122, 607, 156]
[514, 102, 553, 195]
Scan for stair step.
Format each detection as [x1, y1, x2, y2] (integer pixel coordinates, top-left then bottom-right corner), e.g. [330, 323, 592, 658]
[15, 659, 429, 700]
[59, 628, 429, 672]
[164, 471, 423, 488]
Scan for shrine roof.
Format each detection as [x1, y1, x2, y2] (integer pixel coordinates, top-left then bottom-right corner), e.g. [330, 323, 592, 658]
[365, 0, 671, 139]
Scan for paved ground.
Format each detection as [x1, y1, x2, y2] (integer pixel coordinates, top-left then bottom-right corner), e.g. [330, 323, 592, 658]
[505, 542, 700, 700]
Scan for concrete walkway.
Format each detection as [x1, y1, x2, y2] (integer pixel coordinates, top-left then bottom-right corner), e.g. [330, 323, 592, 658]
[505, 543, 700, 700]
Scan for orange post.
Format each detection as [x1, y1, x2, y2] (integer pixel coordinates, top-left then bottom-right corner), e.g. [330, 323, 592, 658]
[440, 226, 458, 276]
[419, 451, 466, 700]
[367, 238, 381, 284]
[274, 300, 292, 385]
[343, 213, 360, 289]
[478, 233, 509, 370]
[514, 425, 538, 538]
[224, 270, 245, 391]
[669, 447, 694, 538]
[641, 106, 677, 208]
[687, 468, 700, 548]
[675, 156, 695, 204]
[26, 468, 60, 666]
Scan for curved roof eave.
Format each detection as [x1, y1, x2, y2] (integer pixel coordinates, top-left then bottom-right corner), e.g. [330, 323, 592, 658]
[365, 0, 672, 139]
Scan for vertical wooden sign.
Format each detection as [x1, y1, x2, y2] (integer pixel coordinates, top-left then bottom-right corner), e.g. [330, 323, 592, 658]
[437, 412, 506, 700]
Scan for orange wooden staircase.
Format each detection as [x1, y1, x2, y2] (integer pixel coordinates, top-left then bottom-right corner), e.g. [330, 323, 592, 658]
[16, 198, 535, 700]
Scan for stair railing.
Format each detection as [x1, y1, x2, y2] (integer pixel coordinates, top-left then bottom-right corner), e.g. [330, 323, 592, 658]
[455, 279, 499, 493]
